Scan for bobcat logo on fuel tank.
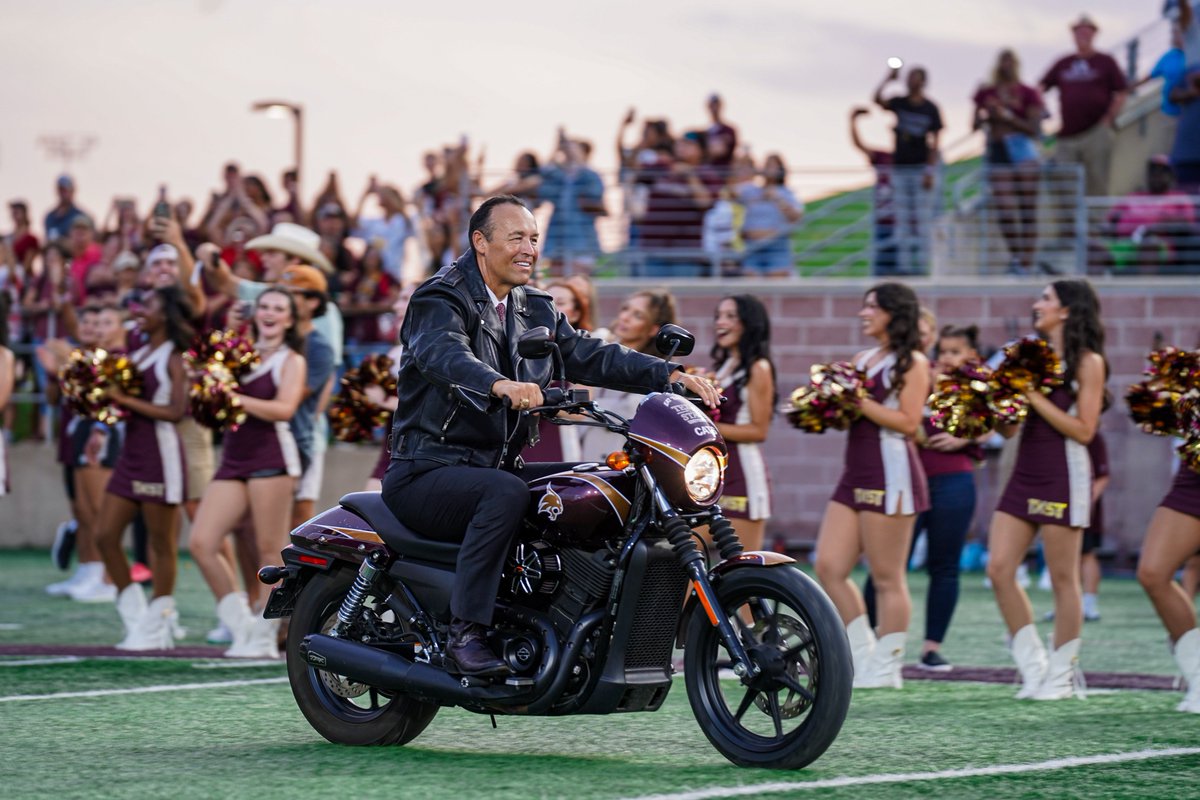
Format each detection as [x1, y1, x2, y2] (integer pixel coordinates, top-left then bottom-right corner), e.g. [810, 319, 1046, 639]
[538, 484, 564, 521]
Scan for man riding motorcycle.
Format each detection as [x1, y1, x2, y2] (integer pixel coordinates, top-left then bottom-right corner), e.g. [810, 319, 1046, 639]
[381, 195, 720, 676]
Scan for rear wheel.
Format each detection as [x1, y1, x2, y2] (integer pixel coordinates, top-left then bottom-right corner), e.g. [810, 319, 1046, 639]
[684, 566, 852, 769]
[286, 568, 439, 746]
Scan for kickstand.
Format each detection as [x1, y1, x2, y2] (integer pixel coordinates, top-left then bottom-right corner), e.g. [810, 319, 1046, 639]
[489, 714, 498, 729]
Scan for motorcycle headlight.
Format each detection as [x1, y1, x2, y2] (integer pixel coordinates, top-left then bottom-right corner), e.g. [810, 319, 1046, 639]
[684, 447, 723, 504]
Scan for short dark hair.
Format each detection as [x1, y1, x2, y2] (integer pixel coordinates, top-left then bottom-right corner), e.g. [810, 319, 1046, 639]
[469, 195, 528, 245]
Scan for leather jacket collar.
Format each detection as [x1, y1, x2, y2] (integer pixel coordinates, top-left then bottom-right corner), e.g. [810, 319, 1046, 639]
[453, 249, 531, 368]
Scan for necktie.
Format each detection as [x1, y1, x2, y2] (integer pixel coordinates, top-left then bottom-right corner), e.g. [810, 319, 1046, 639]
[496, 302, 505, 327]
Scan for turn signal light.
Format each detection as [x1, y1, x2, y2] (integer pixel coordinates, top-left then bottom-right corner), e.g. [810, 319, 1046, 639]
[606, 451, 631, 470]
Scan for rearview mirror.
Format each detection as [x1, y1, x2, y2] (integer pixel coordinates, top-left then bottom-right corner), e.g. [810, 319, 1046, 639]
[654, 324, 695, 358]
[517, 326, 554, 359]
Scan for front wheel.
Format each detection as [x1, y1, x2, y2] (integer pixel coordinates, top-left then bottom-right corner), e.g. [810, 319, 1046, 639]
[286, 568, 439, 746]
[684, 566, 852, 769]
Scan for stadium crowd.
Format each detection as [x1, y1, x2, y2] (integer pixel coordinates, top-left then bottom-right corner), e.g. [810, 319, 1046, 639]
[0, 8, 1197, 715]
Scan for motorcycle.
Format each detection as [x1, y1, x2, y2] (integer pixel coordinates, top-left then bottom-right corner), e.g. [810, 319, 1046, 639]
[259, 324, 851, 769]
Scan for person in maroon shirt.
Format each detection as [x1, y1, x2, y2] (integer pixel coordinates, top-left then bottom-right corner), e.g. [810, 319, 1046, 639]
[1040, 15, 1128, 197]
[974, 49, 1047, 274]
[636, 131, 723, 277]
[850, 107, 899, 276]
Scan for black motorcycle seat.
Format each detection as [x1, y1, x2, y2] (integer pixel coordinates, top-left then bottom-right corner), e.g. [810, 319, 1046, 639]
[339, 492, 461, 565]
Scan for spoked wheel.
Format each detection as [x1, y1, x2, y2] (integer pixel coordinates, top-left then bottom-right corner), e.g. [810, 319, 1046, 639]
[684, 566, 852, 769]
[286, 569, 439, 746]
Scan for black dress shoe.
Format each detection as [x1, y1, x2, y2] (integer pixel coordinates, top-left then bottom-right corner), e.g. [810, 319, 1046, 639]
[448, 619, 510, 677]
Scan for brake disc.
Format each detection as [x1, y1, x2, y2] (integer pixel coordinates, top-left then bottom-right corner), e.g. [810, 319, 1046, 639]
[751, 614, 815, 719]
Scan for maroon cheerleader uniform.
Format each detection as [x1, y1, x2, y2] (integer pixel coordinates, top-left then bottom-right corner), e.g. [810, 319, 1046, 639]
[214, 349, 303, 481]
[1161, 463, 1200, 520]
[106, 341, 186, 505]
[831, 349, 930, 515]
[996, 385, 1092, 528]
[715, 359, 771, 521]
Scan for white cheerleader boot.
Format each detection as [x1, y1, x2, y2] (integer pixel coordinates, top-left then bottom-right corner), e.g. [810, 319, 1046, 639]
[115, 584, 148, 648]
[1031, 638, 1084, 701]
[117, 596, 177, 651]
[1172, 629, 1200, 713]
[855, 632, 905, 689]
[223, 596, 279, 659]
[217, 593, 254, 657]
[228, 615, 280, 660]
[846, 615, 876, 685]
[1010, 624, 1048, 699]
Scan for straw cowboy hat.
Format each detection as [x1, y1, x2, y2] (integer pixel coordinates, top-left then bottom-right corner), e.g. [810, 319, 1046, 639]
[246, 222, 333, 273]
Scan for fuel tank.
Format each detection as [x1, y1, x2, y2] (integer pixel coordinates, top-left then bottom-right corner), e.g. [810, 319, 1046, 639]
[525, 466, 635, 546]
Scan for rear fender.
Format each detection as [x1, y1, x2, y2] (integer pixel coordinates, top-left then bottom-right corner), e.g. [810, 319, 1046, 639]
[262, 544, 342, 619]
[289, 505, 391, 563]
[675, 551, 798, 648]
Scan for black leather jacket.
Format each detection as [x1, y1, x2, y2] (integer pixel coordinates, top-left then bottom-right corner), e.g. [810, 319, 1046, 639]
[390, 250, 679, 468]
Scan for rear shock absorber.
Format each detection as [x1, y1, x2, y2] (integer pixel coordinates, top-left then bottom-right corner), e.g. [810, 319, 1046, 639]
[708, 513, 744, 560]
[333, 551, 385, 638]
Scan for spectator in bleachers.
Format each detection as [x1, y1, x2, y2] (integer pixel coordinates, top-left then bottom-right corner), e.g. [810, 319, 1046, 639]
[343, 243, 398, 347]
[637, 131, 721, 277]
[1091, 155, 1198, 274]
[353, 177, 415, 283]
[973, 49, 1047, 275]
[616, 111, 672, 250]
[276, 168, 302, 224]
[850, 107, 899, 276]
[314, 200, 357, 290]
[1040, 15, 1128, 198]
[43, 175, 90, 243]
[66, 217, 102, 305]
[1170, 1, 1200, 192]
[1146, 20, 1187, 119]
[705, 93, 738, 167]
[874, 64, 943, 275]
[490, 151, 543, 209]
[736, 153, 804, 277]
[7, 201, 39, 274]
[537, 134, 605, 276]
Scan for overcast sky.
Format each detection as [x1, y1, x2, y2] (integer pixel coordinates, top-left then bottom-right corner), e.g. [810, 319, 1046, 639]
[1, 0, 1164, 221]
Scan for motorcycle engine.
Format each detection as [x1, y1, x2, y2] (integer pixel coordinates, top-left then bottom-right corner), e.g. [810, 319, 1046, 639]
[500, 539, 563, 601]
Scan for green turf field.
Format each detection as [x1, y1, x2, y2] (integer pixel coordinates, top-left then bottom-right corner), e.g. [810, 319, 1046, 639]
[2, 550, 1198, 799]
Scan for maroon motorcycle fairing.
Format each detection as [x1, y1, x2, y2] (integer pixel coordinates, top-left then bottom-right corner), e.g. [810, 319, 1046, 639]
[626, 392, 727, 512]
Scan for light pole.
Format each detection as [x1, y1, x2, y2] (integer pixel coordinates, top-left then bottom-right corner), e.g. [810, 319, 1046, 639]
[251, 100, 304, 202]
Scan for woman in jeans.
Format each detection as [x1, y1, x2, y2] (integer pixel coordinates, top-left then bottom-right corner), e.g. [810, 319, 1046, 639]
[865, 323, 981, 671]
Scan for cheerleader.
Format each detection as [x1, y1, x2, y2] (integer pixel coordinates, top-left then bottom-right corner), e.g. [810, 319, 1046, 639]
[67, 305, 130, 603]
[710, 295, 776, 551]
[813, 282, 930, 689]
[1136, 441, 1200, 712]
[988, 279, 1106, 701]
[190, 287, 307, 658]
[94, 287, 192, 649]
[578, 288, 676, 459]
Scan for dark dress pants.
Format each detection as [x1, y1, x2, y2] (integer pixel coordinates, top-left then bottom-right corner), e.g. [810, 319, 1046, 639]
[381, 459, 571, 626]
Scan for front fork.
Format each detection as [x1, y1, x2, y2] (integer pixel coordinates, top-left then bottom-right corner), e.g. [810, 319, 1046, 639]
[642, 469, 759, 679]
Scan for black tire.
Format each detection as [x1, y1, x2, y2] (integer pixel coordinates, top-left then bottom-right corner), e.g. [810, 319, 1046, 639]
[684, 566, 852, 769]
[286, 568, 439, 746]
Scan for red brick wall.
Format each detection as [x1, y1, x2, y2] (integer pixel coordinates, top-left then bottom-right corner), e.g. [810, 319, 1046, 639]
[594, 279, 1200, 559]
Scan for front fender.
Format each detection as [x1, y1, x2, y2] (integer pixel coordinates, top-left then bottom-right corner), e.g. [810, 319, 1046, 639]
[675, 551, 798, 648]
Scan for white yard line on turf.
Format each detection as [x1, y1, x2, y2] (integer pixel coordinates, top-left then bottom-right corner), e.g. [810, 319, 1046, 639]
[0, 656, 83, 667]
[0, 677, 288, 703]
[0, 623, 25, 630]
[622, 747, 1200, 800]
